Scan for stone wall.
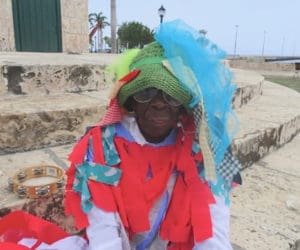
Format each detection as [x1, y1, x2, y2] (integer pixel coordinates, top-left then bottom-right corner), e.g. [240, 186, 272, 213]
[0, 0, 15, 51]
[60, 0, 89, 53]
[0, 0, 89, 53]
[229, 59, 296, 72]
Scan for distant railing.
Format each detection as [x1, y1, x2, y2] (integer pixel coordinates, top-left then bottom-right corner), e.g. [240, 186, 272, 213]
[264, 56, 300, 62]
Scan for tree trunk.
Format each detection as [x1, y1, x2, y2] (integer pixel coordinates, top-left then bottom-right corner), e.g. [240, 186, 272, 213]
[100, 29, 103, 51]
[97, 29, 101, 52]
[110, 0, 117, 53]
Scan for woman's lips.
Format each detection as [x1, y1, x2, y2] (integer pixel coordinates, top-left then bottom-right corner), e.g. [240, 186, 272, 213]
[149, 117, 170, 126]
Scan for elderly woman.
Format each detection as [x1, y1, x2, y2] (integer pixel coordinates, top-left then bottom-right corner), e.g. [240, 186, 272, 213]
[65, 20, 241, 250]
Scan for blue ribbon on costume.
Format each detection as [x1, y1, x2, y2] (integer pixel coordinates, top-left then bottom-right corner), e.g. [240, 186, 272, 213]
[136, 191, 170, 250]
[73, 162, 122, 213]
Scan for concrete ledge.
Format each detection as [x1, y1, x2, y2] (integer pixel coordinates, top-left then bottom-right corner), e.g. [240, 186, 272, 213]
[232, 81, 300, 168]
[232, 116, 300, 168]
[0, 52, 118, 95]
[232, 68, 264, 108]
[1, 64, 113, 95]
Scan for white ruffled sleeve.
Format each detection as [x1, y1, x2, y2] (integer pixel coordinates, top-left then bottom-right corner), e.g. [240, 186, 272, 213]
[86, 206, 122, 250]
[193, 195, 233, 250]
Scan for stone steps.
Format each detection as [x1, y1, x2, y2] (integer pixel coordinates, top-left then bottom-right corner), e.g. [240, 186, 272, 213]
[0, 66, 263, 154]
[0, 91, 109, 154]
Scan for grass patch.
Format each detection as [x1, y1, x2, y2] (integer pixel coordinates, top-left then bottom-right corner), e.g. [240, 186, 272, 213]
[263, 75, 300, 92]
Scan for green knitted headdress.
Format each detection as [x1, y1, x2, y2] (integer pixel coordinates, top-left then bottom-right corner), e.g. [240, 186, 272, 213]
[117, 42, 192, 110]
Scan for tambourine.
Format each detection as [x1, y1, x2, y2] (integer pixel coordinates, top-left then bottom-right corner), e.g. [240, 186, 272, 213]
[8, 165, 66, 199]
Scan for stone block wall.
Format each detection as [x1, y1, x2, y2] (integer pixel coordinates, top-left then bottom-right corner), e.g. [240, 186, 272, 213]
[0, 0, 89, 53]
[229, 60, 296, 72]
[0, 0, 15, 51]
[60, 0, 89, 53]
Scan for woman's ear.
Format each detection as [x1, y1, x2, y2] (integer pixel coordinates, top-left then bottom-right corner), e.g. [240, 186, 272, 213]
[123, 96, 135, 112]
[179, 106, 187, 116]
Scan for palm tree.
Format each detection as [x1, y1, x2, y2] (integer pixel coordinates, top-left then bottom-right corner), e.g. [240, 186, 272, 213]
[110, 0, 117, 53]
[88, 12, 109, 52]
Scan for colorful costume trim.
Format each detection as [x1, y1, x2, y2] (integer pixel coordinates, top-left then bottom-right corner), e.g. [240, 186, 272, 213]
[73, 162, 121, 213]
[65, 119, 216, 248]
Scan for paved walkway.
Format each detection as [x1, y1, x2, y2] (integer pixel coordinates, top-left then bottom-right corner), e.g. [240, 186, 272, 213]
[231, 133, 300, 250]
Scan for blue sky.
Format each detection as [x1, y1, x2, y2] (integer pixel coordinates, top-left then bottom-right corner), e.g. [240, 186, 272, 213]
[89, 0, 299, 56]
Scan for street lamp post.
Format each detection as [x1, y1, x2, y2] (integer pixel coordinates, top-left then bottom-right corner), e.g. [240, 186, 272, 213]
[261, 30, 267, 57]
[233, 25, 239, 58]
[281, 36, 285, 56]
[110, 0, 117, 53]
[158, 5, 166, 24]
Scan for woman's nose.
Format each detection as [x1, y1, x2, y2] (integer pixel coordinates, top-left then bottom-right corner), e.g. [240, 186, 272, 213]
[150, 91, 168, 107]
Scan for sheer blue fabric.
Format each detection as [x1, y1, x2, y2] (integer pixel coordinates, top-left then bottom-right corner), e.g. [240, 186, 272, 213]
[154, 19, 239, 166]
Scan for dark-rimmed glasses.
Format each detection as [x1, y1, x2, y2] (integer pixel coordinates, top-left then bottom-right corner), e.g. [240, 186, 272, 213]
[133, 88, 182, 107]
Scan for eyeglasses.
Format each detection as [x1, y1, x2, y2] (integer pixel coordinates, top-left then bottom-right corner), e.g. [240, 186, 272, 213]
[133, 87, 182, 107]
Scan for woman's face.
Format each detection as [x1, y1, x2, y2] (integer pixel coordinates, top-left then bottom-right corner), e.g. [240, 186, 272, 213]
[131, 88, 183, 143]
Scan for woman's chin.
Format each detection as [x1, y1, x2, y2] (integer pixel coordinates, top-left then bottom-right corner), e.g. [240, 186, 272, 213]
[142, 129, 172, 143]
